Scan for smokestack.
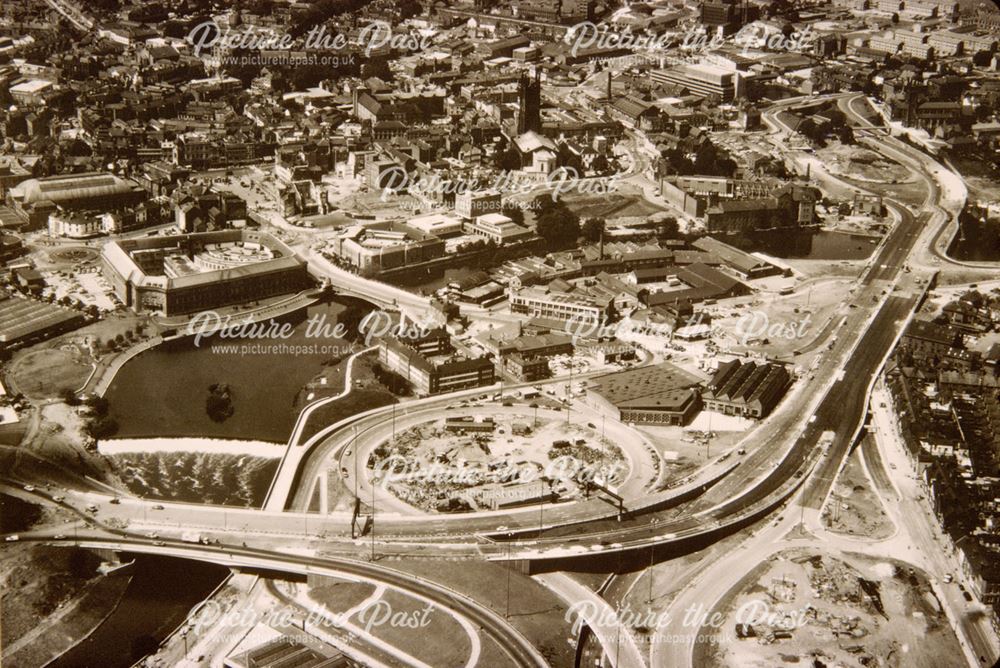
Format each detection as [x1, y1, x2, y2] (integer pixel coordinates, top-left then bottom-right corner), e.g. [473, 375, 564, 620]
[607, 72, 612, 101]
[599, 228, 605, 259]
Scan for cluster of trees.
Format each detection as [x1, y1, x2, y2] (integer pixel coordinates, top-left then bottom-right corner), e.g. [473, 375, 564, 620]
[337, 301, 376, 341]
[372, 363, 411, 396]
[581, 217, 605, 243]
[661, 140, 737, 178]
[94, 324, 146, 355]
[205, 383, 235, 423]
[798, 107, 855, 147]
[533, 195, 581, 249]
[59, 391, 118, 439]
[972, 49, 996, 68]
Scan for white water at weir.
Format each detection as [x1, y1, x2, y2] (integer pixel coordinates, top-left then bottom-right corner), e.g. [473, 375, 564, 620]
[98, 437, 284, 458]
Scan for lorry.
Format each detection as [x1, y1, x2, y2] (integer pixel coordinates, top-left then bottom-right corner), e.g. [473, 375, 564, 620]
[181, 531, 209, 545]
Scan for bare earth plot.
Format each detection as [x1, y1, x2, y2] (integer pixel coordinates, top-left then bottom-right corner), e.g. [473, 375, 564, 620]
[705, 550, 962, 668]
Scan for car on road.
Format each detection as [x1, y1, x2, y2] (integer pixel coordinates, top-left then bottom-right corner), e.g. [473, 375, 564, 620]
[151, 504, 165, 510]
[53, 534, 66, 540]
[23, 485, 34, 492]
[109, 497, 121, 504]
[153, 541, 165, 546]
[5, 535, 19, 541]
[52, 495, 64, 502]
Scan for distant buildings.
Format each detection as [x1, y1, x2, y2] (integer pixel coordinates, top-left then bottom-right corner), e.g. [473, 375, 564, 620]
[101, 230, 309, 316]
[700, 0, 754, 35]
[7, 172, 145, 230]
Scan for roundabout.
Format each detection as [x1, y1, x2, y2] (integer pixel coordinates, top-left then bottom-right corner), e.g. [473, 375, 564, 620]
[304, 400, 666, 524]
[46, 245, 100, 266]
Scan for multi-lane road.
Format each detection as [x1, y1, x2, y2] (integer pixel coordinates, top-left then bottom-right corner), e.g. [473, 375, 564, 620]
[5, 89, 996, 665]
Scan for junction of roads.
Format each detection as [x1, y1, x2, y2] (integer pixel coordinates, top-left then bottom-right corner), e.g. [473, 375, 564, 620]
[5, 92, 1000, 668]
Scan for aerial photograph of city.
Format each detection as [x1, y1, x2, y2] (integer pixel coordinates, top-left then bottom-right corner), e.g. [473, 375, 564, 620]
[3, 0, 1000, 666]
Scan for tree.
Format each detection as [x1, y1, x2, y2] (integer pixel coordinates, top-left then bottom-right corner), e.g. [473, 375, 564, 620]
[657, 216, 680, 239]
[205, 384, 235, 423]
[85, 395, 110, 416]
[86, 415, 119, 439]
[338, 301, 375, 341]
[496, 148, 521, 172]
[972, 50, 994, 68]
[59, 388, 80, 406]
[891, 12, 899, 23]
[535, 201, 581, 248]
[582, 218, 605, 243]
[837, 125, 855, 145]
[591, 154, 610, 174]
[501, 203, 524, 226]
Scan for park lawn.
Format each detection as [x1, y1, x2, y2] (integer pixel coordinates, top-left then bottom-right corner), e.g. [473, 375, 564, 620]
[348, 587, 471, 668]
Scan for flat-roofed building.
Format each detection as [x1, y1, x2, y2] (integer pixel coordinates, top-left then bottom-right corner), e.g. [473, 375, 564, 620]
[455, 190, 502, 220]
[0, 290, 86, 356]
[586, 362, 703, 426]
[691, 236, 781, 279]
[649, 63, 746, 102]
[508, 285, 614, 325]
[101, 230, 309, 316]
[327, 222, 446, 274]
[465, 213, 533, 245]
[378, 336, 496, 396]
[406, 212, 464, 238]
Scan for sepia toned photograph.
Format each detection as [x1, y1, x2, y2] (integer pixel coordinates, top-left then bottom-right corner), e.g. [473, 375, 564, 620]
[1, 0, 1000, 666]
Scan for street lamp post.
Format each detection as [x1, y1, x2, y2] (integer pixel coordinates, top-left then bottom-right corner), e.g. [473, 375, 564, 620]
[505, 534, 513, 619]
[648, 546, 654, 605]
[370, 476, 378, 561]
[353, 425, 359, 500]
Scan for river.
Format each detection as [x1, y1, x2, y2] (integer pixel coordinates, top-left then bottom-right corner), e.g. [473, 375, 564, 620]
[104, 299, 354, 443]
[51, 555, 228, 668]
